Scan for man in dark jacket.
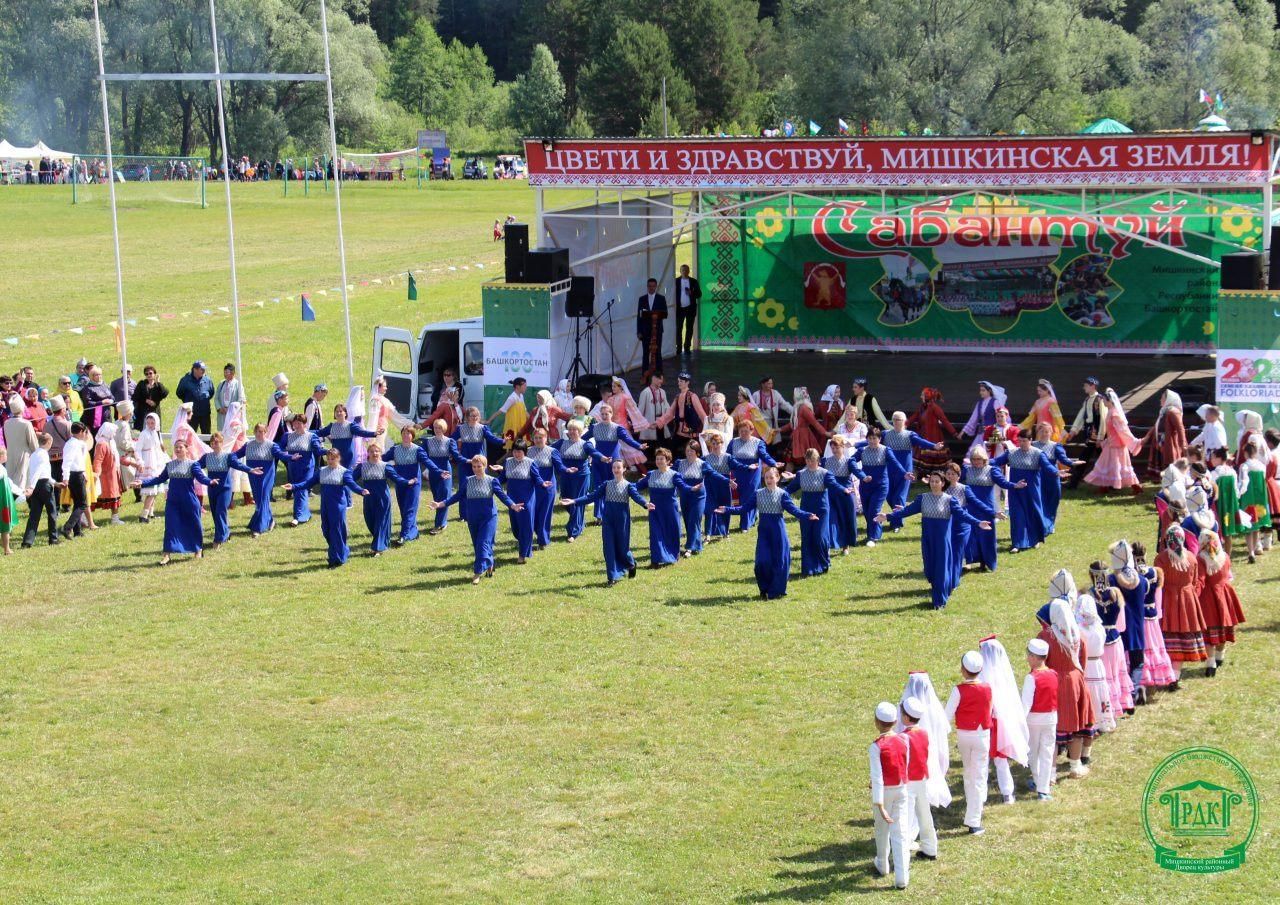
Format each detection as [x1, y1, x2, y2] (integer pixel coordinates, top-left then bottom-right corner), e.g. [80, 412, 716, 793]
[176, 360, 215, 433]
[673, 264, 702, 355]
[637, 277, 668, 376]
[109, 363, 136, 403]
[131, 365, 169, 431]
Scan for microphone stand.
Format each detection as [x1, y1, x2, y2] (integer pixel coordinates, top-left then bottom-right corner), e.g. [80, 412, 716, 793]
[566, 298, 617, 389]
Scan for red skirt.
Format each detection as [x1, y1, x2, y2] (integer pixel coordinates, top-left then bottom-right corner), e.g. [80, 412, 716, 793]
[1054, 669, 1095, 735]
[1200, 580, 1245, 646]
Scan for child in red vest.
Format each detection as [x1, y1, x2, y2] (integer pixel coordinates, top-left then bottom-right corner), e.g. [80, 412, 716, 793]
[869, 701, 910, 889]
[898, 696, 937, 861]
[945, 650, 993, 834]
[1022, 638, 1059, 801]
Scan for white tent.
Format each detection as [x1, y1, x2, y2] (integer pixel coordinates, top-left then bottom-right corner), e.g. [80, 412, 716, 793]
[34, 141, 74, 160]
[0, 139, 75, 161]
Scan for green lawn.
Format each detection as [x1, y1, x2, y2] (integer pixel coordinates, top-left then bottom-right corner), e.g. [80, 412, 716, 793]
[1, 184, 1277, 903]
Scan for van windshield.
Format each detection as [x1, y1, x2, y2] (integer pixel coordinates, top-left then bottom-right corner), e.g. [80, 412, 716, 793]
[463, 342, 484, 376]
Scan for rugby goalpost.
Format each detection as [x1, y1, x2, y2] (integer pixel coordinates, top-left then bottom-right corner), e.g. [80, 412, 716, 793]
[90, 0, 357, 391]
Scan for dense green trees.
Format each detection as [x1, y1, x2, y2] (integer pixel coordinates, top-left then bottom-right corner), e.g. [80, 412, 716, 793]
[1, 0, 1278, 157]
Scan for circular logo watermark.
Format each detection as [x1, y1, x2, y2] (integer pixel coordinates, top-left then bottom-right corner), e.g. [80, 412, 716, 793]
[1142, 747, 1258, 874]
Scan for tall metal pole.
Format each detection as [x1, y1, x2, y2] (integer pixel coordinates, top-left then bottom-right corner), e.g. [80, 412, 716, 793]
[208, 0, 245, 381]
[90, 0, 130, 387]
[661, 77, 668, 137]
[318, 0, 356, 388]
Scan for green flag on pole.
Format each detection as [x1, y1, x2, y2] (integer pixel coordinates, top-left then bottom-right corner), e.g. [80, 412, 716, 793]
[407, 272, 418, 301]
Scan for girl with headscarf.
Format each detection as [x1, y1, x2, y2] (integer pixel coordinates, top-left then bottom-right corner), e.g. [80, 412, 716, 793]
[978, 635, 1030, 805]
[700, 392, 734, 452]
[1155, 525, 1206, 688]
[553, 419, 602, 542]
[823, 436, 868, 553]
[1180, 484, 1216, 556]
[717, 465, 818, 600]
[895, 672, 952, 811]
[961, 447, 1019, 572]
[958, 381, 1004, 454]
[133, 438, 215, 563]
[563, 457, 648, 586]
[91, 422, 131, 526]
[1206, 447, 1249, 553]
[787, 387, 828, 467]
[1036, 597, 1095, 777]
[1233, 409, 1264, 467]
[553, 379, 574, 434]
[906, 387, 956, 476]
[1234, 436, 1272, 563]
[728, 418, 778, 531]
[1141, 388, 1186, 479]
[1108, 540, 1150, 705]
[520, 389, 572, 442]
[731, 386, 777, 446]
[1073, 593, 1114, 736]
[1084, 388, 1143, 494]
[112, 401, 138, 494]
[1089, 558, 1134, 718]
[1198, 529, 1245, 677]
[1018, 379, 1065, 442]
[1133, 541, 1176, 691]
[816, 385, 843, 431]
[135, 412, 169, 523]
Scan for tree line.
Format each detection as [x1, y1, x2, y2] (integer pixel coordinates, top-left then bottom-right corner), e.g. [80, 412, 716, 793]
[1, 0, 1277, 160]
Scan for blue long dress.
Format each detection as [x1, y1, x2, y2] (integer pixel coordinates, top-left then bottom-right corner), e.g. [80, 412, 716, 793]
[1033, 439, 1073, 534]
[638, 468, 694, 565]
[553, 438, 601, 540]
[294, 465, 365, 566]
[700, 452, 739, 538]
[527, 443, 567, 548]
[584, 422, 644, 520]
[572, 478, 646, 582]
[232, 438, 288, 534]
[852, 444, 907, 542]
[443, 475, 518, 575]
[991, 448, 1057, 550]
[882, 428, 937, 507]
[727, 436, 777, 530]
[317, 419, 378, 468]
[823, 452, 867, 549]
[355, 459, 412, 553]
[786, 467, 845, 576]
[282, 430, 325, 524]
[500, 456, 544, 560]
[454, 422, 503, 461]
[887, 491, 984, 609]
[382, 442, 444, 543]
[422, 434, 462, 530]
[675, 457, 708, 554]
[961, 463, 1017, 572]
[198, 451, 253, 544]
[1109, 570, 1149, 659]
[724, 486, 810, 600]
[140, 459, 212, 553]
[945, 482, 995, 587]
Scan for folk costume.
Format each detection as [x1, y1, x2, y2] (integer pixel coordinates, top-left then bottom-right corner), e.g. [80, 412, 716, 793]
[198, 450, 254, 544]
[906, 388, 956, 475]
[139, 458, 213, 553]
[1155, 527, 1208, 670]
[990, 445, 1056, 551]
[499, 455, 546, 561]
[292, 465, 366, 566]
[675, 454, 710, 555]
[723, 486, 812, 600]
[886, 490, 985, 609]
[355, 458, 413, 554]
[944, 655, 993, 831]
[726, 434, 778, 531]
[382, 440, 445, 543]
[823, 449, 867, 551]
[571, 477, 648, 583]
[553, 436, 602, 540]
[443, 475, 520, 577]
[637, 466, 696, 565]
[785, 464, 848, 576]
[853, 442, 907, 544]
[1019, 380, 1066, 441]
[961, 462, 1017, 571]
[1142, 389, 1187, 479]
[1084, 389, 1143, 491]
[232, 437, 288, 535]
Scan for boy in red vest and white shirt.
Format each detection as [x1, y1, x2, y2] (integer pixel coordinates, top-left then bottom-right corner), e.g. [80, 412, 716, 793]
[1022, 638, 1059, 801]
[869, 700, 910, 889]
[898, 696, 938, 861]
[945, 650, 993, 834]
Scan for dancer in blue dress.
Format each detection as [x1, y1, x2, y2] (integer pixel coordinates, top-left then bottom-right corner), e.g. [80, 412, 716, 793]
[133, 438, 215, 564]
[1032, 422, 1083, 535]
[785, 448, 854, 576]
[879, 472, 991, 609]
[553, 420, 601, 543]
[852, 428, 909, 547]
[676, 441, 712, 556]
[422, 419, 461, 534]
[528, 428, 571, 549]
[637, 448, 698, 566]
[585, 404, 646, 522]
[961, 447, 1021, 572]
[882, 411, 945, 508]
[282, 414, 325, 526]
[496, 440, 547, 563]
[286, 448, 369, 567]
[198, 431, 260, 548]
[823, 435, 868, 553]
[699, 432, 739, 539]
[991, 434, 1058, 553]
[316, 403, 380, 467]
[943, 462, 996, 587]
[356, 442, 417, 556]
[727, 420, 777, 531]
[231, 423, 288, 536]
[563, 458, 650, 585]
[454, 406, 503, 459]
[717, 466, 818, 600]
[433, 455, 523, 584]
[382, 425, 446, 544]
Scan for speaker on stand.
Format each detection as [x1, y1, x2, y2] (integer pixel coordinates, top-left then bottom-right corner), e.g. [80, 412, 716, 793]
[1268, 226, 1280, 289]
[1221, 251, 1263, 290]
[504, 223, 529, 282]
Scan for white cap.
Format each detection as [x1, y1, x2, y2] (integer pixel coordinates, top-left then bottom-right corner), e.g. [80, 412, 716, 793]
[874, 701, 898, 723]
[901, 696, 925, 719]
[1027, 638, 1050, 657]
[272, 372, 289, 390]
[961, 650, 983, 674]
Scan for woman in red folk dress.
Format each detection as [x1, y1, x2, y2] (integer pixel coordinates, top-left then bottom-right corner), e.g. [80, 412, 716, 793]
[907, 387, 956, 477]
[520, 390, 573, 442]
[1141, 388, 1187, 481]
[816, 385, 844, 432]
[788, 387, 829, 467]
[1197, 529, 1245, 678]
[1155, 525, 1206, 690]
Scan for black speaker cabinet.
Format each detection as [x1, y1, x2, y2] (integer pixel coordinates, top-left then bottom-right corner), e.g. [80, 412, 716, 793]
[574, 374, 612, 404]
[1221, 251, 1263, 291]
[504, 223, 529, 282]
[1269, 226, 1280, 289]
[566, 275, 595, 318]
[526, 247, 570, 284]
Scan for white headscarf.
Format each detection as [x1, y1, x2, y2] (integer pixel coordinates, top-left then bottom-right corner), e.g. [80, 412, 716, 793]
[554, 379, 574, 411]
[896, 672, 952, 807]
[1161, 464, 1188, 505]
[1186, 484, 1216, 531]
[347, 384, 368, 466]
[136, 413, 168, 471]
[1109, 539, 1137, 583]
[1037, 378, 1056, 401]
[820, 384, 840, 404]
[223, 401, 248, 452]
[1236, 409, 1263, 451]
[1160, 389, 1184, 417]
[979, 381, 1007, 408]
[793, 386, 812, 410]
[1048, 569, 1078, 607]
[170, 402, 212, 458]
[1075, 594, 1106, 658]
[979, 636, 1030, 766]
[1105, 388, 1128, 425]
[1049, 598, 1082, 670]
[95, 421, 117, 447]
[1199, 529, 1228, 575]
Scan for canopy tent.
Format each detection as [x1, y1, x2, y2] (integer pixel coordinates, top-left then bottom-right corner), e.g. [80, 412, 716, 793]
[1080, 117, 1132, 134]
[1195, 115, 1230, 132]
[0, 139, 75, 161]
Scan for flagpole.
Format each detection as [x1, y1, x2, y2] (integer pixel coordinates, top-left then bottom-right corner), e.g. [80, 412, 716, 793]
[90, 0, 130, 389]
[319, 0, 356, 389]
[208, 0, 245, 382]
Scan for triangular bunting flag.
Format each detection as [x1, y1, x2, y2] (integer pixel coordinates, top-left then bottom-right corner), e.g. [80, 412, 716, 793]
[146, 316, 160, 323]
[3, 337, 18, 346]
[407, 273, 418, 301]
[68, 327, 84, 335]
[301, 293, 316, 322]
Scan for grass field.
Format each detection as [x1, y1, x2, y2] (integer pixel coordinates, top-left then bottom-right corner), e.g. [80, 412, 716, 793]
[1, 183, 1277, 903]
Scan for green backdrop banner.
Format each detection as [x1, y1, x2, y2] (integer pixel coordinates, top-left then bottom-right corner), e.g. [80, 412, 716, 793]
[698, 191, 1264, 353]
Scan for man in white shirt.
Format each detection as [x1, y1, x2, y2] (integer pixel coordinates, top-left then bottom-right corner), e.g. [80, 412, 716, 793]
[637, 372, 670, 444]
[60, 422, 93, 539]
[673, 264, 702, 355]
[22, 433, 59, 547]
[751, 376, 793, 439]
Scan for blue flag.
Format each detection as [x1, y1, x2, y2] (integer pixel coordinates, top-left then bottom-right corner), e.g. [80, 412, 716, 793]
[301, 293, 316, 322]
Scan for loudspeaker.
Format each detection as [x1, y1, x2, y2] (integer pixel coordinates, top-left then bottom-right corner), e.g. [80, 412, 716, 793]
[574, 374, 612, 404]
[504, 223, 529, 282]
[1269, 226, 1280, 289]
[526, 247, 570, 284]
[1221, 251, 1263, 291]
[566, 275, 595, 318]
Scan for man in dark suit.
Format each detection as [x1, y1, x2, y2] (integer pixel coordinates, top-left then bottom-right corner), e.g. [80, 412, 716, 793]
[673, 264, 702, 355]
[637, 277, 668, 375]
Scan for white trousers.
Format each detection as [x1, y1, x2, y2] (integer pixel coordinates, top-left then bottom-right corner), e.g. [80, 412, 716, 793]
[905, 779, 937, 856]
[873, 785, 910, 887]
[956, 729, 990, 828]
[993, 756, 1014, 798]
[1028, 719, 1057, 794]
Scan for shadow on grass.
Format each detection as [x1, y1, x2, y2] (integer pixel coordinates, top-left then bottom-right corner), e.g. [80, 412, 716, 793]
[829, 599, 933, 617]
[663, 594, 740, 607]
[736, 830, 881, 902]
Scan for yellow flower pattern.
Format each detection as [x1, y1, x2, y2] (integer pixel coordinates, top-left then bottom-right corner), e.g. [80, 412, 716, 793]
[754, 207, 785, 239]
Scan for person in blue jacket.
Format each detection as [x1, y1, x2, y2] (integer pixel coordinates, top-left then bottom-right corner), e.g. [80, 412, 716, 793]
[852, 428, 909, 547]
[282, 413, 325, 526]
[699, 432, 740, 539]
[495, 440, 548, 563]
[527, 428, 571, 549]
[637, 447, 698, 566]
[432, 455, 523, 584]
[585, 404, 646, 521]
[717, 465, 818, 600]
[356, 441, 417, 556]
[991, 434, 1058, 553]
[454, 406, 503, 460]
[961, 446, 1023, 572]
[1032, 422, 1083, 535]
[133, 438, 215, 564]
[785, 448, 855, 576]
[881, 410, 945, 508]
[823, 435, 868, 553]
[878, 471, 991, 609]
[198, 431, 261, 548]
[421, 419, 461, 534]
[727, 419, 777, 531]
[231, 422, 288, 536]
[943, 461, 997, 588]
[563, 457, 650, 585]
[316, 403, 380, 468]
[285, 447, 369, 567]
[382, 425, 446, 544]
[675, 441, 715, 556]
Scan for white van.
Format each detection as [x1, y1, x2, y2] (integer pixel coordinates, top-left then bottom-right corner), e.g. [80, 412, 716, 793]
[372, 317, 486, 420]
